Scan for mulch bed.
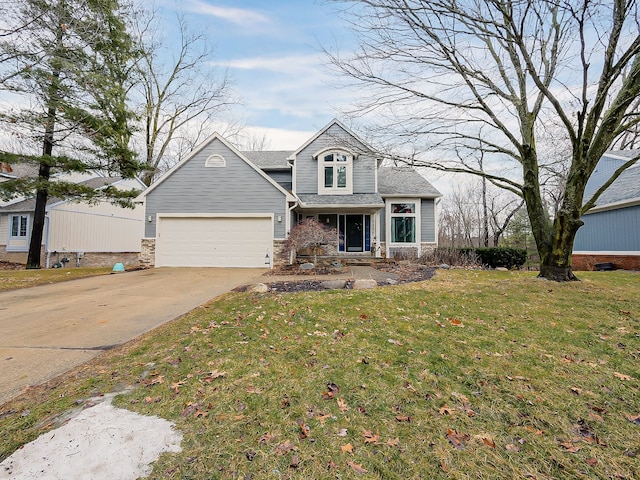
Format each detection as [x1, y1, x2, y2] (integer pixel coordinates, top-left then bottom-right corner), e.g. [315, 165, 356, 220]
[246, 263, 437, 293]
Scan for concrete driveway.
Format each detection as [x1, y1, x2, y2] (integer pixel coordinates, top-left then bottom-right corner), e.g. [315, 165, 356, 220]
[0, 268, 264, 405]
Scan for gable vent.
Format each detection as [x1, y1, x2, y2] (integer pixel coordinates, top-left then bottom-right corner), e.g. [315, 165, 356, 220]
[205, 154, 226, 168]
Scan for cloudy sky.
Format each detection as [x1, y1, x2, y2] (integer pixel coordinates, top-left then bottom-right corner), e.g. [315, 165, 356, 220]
[160, 0, 356, 149]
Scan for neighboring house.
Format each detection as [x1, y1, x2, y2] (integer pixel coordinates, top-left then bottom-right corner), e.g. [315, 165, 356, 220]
[573, 149, 640, 270]
[137, 119, 441, 268]
[0, 172, 146, 267]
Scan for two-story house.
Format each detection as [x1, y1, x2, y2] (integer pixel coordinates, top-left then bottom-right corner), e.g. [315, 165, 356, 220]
[137, 120, 441, 268]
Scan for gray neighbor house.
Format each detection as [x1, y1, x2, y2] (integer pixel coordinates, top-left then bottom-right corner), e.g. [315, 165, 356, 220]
[573, 149, 640, 270]
[137, 119, 441, 268]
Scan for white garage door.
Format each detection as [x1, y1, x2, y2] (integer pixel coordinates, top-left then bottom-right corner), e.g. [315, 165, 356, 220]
[156, 216, 273, 267]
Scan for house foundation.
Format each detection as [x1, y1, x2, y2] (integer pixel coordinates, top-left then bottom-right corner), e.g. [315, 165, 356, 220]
[572, 254, 640, 271]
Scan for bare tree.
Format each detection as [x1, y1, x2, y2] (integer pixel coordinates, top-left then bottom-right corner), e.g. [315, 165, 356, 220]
[328, 0, 640, 281]
[130, 10, 237, 185]
[438, 177, 523, 247]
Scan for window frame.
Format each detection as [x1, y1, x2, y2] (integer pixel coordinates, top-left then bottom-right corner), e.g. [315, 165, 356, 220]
[317, 150, 353, 195]
[10, 214, 29, 238]
[387, 200, 420, 245]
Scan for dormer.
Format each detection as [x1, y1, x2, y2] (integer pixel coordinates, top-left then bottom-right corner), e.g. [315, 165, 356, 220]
[314, 147, 356, 195]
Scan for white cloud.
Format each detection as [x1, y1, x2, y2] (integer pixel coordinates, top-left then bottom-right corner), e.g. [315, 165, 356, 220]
[241, 125, 315, 150]
[214, 53, 322, 73]
[183, 0, 270, 27]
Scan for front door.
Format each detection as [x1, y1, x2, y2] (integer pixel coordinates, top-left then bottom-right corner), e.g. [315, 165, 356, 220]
[345, 215, 364, 252]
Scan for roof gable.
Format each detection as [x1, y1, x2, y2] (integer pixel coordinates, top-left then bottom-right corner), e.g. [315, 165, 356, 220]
[287, 119, 371, 161]
[138, 134, 293, 200]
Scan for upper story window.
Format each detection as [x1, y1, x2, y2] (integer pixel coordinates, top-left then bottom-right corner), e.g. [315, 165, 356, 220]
[318, 150, 353, 194]
[10, 214, 28, 238]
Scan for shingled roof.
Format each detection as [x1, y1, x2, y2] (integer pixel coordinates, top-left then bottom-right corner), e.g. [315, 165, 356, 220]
[592, 164, 640, 208]
[378, 167, 441, 197]
[0, 176, 125, 213]
[241, 151, 292, 170]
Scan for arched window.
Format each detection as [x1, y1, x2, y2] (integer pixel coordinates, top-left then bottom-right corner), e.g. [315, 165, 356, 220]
[316, 150, 353, 194]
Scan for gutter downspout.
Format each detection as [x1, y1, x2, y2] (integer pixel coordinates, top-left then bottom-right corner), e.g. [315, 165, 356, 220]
[44, 213, 51, 268]
[287, 199, 299, 265]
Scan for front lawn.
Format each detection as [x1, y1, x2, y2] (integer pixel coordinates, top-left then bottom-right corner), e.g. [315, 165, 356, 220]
[1, 270, 638, 479]
[0, 267, 112, 292]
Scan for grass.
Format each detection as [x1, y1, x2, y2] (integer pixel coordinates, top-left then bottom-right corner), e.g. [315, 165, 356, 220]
[1, 270, 639, 479]
[0, 267, 112, 292]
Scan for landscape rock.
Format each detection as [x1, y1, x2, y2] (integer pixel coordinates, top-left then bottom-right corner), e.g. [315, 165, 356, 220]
[322, 279, 348, 290]
[300, 263, 315, 270]
[251, 283, 269, 293]
[386, 278, 398, 285]
[438, 264, 451, 270]
[495, 267, 509, 272]
[352, 279, 377, 290]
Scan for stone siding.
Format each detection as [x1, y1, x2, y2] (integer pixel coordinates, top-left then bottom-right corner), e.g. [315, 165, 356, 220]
[572, 254, 640, 271]
[139, 238, 156, 267]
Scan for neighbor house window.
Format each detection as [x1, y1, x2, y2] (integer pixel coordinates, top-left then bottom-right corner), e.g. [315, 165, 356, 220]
[390, 203, 416, 243]
[318, 151, 353, 194]
[10, 215, 28, 237]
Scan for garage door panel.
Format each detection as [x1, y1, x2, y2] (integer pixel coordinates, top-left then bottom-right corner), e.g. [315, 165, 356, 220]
[156, 216, 272, 268]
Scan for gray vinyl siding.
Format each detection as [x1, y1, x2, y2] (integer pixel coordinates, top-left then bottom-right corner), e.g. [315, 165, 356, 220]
[421, 199, 436, 242]
[296, 123, 377, 194]
[265, 170, 292, 191]
[145, 139, 287, 238]
[574, 205, 640, 251]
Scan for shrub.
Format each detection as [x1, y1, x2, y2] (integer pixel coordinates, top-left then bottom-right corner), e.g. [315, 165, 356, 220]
[475, 247, 527, 269]
[281, 219, 338, 264]
[419, 247, 527, 269]
[419, 248, 481, 267]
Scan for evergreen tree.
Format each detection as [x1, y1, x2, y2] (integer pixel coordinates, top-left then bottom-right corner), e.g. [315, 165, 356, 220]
[0, 0, 141, 268]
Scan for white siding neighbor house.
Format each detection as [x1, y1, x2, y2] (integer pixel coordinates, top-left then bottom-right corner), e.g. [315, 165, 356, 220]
[0, 172, 145, 267]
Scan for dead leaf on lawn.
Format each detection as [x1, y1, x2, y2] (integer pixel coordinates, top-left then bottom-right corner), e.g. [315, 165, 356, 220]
[258, 432, 276, 444]
[439, 405, 453, 416]
[558, 440, 582, 453]
[388, 338, 403, 345]
[449, 318, 464, 327]
[570, 387, 582, 395]
[337, 398, 349, 412]
[395, 415, 411, 422]
[275, 440, 298, 456]
[586, 457, 598, 466]
[316, 413, 332, 424]
[347, 461, 368, 474]
[341, 443, 354, 453]
[246, 386, 264, 394]
[337, 428, 348, 437]
[626, 414, 640, 425]
[297, 419, 311, 439]
[362, 429, 380, 444]
[614, 372, 632, 381]
[386, 437, 400, 447]
[323, 382, 340, 400]
[203, 370, 226, 382]
[505, 443, 520, 452]
[446, 428, 470, 450]
[482, 437, 497, 448]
